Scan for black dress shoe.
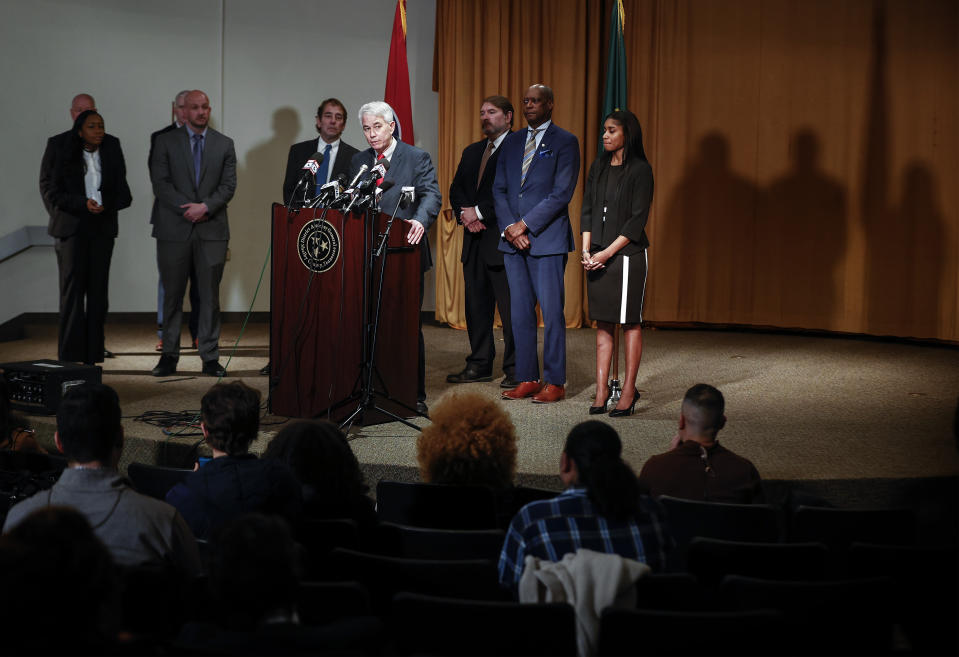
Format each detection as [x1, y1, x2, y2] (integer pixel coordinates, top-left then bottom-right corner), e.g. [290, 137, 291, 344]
[104, 349, 115, 359]
[446, 367, 493, 384]
[151, 355, 178, 377]
[500, 374, 519, 389]
[260, 362, 271, 376]
[416, 401, 429, 416]
[202, 360, 227, 377]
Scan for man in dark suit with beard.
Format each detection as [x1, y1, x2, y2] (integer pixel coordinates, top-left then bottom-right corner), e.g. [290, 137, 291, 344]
[350, 101, 442, 415]
[282, 98, 360, 206]
[447, 96, 517, 388]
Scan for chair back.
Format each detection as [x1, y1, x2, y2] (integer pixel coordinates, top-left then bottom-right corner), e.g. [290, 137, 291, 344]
[126, 461, 192, 500]
[376, 480, 498, 529]
[686, 537, 829, 586]
[374, 521, 505, 560]
[391, 591, 576, 656]
[295, 518, 360, 578]
[634, 572, 715, 611]
[598, 607, 784, 656]
[848, 542, 958, 655]
[788, 505, 916, 548]
[326, 547, 507, 614]
[657, 495, 782, 569]
[296, 581, 372, 625]
[720, 575, 896, 656]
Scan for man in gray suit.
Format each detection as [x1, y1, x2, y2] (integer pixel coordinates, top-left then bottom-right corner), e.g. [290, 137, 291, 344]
[350, 101, 441, 415]
[150, 90, 237, 377]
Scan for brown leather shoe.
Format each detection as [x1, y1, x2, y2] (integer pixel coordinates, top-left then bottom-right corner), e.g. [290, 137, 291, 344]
[531, 383, 565, 404]
[502, 381, 542, 400]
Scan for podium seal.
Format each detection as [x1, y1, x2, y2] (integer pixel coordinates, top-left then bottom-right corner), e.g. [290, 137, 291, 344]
[297, 219, 340, 272]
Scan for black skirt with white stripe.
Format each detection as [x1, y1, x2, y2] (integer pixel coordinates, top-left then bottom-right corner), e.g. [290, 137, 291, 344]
[586, 249, 648, 324]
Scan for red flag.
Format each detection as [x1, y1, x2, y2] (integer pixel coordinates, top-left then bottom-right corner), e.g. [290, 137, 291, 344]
[385, 0, 414, 144]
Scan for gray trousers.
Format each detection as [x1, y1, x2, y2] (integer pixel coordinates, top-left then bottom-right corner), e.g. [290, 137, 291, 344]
[157, 233, 227, 362]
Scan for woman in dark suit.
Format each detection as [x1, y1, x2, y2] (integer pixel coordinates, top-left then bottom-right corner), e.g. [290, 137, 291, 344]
[48, 110, 131, 364]
[580, 110, 653, 417]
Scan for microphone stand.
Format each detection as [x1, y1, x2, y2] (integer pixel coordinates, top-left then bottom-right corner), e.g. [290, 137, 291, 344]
[337, 193, 422, 432]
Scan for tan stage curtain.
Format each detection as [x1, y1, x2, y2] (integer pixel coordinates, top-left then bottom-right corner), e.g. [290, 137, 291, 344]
[435, 0, 958, 342]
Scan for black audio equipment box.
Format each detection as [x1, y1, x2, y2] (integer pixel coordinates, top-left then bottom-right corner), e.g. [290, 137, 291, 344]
[0, 360, 102, 415]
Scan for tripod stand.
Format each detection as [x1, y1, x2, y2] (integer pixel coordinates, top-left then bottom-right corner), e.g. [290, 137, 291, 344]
[335, 194, 423, 431]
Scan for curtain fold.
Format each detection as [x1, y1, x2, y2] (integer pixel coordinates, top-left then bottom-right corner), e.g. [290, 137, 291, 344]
[435, 0, 958, 342]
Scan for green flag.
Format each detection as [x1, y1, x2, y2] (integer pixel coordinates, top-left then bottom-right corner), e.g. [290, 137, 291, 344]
[601, 0, 628, 154]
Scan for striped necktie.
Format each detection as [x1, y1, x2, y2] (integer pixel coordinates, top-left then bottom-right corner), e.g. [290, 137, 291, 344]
[521, 128, 540, 184]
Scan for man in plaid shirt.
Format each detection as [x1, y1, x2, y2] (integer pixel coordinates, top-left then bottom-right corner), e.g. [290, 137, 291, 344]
[498, 421, 673, 587]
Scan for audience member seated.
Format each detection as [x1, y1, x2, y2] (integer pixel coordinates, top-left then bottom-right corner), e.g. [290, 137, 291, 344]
[0, 506, 121, 654]
[264, 420, 376, 528]
[417, 390, 517, 489]
[419, 391, 522, 526]
[639, 383, 764, 504]
[498, 420, 673, 589]
[2, 383, 201, 575]
[176, 512, 382, 656]
[0, 379, 44, 452]
[166, 381, 302, 540]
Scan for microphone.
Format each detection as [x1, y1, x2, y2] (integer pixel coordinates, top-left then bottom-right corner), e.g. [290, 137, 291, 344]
[294, 152, 324, 190]
[346, 164, 369, 190]
[353, 180, 395, 212]
[316, 173, 346, 205]
[354, 160, 390, 195]
[332, 164, 371, 209]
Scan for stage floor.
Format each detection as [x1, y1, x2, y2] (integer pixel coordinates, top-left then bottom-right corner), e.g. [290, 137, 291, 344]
[2, 318, 957, 521]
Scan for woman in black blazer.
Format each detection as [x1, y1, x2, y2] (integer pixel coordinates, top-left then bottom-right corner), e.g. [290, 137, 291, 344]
[580, 110, 654, 417]
[48, 110, 131, 364]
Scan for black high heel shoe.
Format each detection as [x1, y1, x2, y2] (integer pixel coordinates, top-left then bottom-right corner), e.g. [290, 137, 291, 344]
[609, 388, 640, 418]
[589, 389, 611, 415]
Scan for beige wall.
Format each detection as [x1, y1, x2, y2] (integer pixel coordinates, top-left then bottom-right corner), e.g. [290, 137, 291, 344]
[0, 0, 438, 323]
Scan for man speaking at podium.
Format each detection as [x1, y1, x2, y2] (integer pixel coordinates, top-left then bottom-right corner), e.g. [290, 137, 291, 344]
[350, 101, 441, 415]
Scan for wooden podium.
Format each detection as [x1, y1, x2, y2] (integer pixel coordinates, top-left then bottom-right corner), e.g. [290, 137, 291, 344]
[268, 203, 419, 425]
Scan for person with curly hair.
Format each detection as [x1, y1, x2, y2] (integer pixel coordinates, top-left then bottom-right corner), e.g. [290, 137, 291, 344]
[264, 420, 376, 527]
[165, 381, 302, 539]
[417, 391, 518, 490]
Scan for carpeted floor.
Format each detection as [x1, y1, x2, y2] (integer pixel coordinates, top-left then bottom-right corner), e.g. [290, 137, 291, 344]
[2, 317, 957, 541]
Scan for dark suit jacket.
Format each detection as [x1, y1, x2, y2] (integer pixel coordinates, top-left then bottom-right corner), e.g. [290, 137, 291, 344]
[282, 138, 359, 203]
[448, 135, 509, 266]
[150, 125, 237, 242]
[149, 122, 178, 170]
[492, 122, 580, 256]
[46, 134, 132, 238]
[40, 130, 72, 217]
[350, 140, 442, 271]
[149, 123, 178, 235]
[580, 155, 653, 257]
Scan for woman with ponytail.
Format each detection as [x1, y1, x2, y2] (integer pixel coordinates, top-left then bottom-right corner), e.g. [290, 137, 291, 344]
[498, 420, 672, 588]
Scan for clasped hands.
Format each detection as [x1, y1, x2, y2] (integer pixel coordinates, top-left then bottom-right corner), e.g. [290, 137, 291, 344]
[460, 207, 485, 234]
[581, 247, 609, 270]
[504, 220, 530, 250]
[181, 202, 210, 223]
